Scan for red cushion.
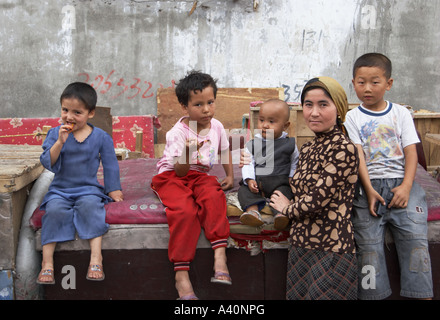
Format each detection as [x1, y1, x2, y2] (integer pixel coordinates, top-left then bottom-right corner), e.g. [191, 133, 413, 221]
[415, 164, 440, 221]
[30, 158, 242, 230]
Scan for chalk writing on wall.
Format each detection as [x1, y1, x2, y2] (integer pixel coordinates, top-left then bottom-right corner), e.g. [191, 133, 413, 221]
[79, 71, 310, 104]
[61, 5, 76, 30]
[302, 29, 324, 51]
[78, 71, 175, 100]
[361, 5, 377, 30]
[282, 80, 309, 102]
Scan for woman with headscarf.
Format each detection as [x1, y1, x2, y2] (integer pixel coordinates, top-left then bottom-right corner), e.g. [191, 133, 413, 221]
[269, 77, 360, 300]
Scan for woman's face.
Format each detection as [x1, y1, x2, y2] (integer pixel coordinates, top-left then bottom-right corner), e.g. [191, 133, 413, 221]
[302, 88, 338, 134]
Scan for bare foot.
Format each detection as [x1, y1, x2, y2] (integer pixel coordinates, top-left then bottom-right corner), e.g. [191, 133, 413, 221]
[38, 243, 56, 284]
[88, 237, 104, 280]
[37, 263, 55, 284]
[175, 270, 197, 299]
[86, 264, 105, 280]
[213, 247, 231, 282]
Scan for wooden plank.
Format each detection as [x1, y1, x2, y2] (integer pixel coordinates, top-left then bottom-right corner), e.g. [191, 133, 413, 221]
[89, 106, 113, 137]
[156, 87, 284, 145]
[426, 133, 440, 145]
[414, 117, 440, 167]
[0, 161, 41, 174]
[413, 112, 440, 119]
[415, 118, 430, 166]
[0, 186, 31, 269]
[289, 107, 298, 138]
[0, 162, 41, 175]
[0, 153, 41, 160]
[0, 165, 43, 193]
[0, 145, 42, 152]
[412, 110, 440, 167]
[0, 144, 44, 192]
[249, 106, 259, 139]
[427, 123, 440, 167]
[0, 161, 41, 170]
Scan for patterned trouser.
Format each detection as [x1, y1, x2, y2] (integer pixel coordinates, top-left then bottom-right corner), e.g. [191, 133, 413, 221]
[286, 247, 358, 300]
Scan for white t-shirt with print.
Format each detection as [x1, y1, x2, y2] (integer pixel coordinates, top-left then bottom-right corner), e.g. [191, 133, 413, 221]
[344, 101, 419, 179]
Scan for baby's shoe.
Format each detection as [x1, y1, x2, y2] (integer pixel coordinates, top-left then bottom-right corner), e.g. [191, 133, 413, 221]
[274, 213, 290, 230]
[240, 210, 264, 227]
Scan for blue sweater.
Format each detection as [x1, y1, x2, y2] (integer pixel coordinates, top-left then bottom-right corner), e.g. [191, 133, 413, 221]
[39, 124, 121, 210]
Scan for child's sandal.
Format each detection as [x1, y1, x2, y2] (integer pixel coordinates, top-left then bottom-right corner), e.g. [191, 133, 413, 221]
[86, 264, 105, 281]
[36, 268, 55, 285]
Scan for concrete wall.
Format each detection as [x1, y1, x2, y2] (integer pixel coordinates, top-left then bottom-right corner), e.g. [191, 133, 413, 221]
[1, 0, 439, 119]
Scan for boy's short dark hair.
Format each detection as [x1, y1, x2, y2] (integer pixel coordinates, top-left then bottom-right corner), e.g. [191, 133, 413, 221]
[175, 70, 218, 106]
[353, 53, 392, 79]
[60, 82, 97, 112]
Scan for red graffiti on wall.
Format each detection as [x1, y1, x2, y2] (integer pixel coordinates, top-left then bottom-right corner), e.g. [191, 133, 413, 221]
[78, 70, 175, 100]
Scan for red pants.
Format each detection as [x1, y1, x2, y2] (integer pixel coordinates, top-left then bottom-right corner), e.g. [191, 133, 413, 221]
[151, 170, 230, 271]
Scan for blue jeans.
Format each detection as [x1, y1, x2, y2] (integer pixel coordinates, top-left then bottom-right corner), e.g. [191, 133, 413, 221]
[352, 179, 433, 299]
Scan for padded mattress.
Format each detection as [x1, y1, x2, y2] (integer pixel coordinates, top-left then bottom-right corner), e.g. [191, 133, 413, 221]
[30, 159, 440, 251]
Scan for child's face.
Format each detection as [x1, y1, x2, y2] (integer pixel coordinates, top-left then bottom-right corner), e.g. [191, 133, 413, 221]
[60, 98, 95, 132]
[257, 102, 290, 139]
[182, 86, 216, 133]
[302, 88, 338, 134]
[352, 66, 393, 111]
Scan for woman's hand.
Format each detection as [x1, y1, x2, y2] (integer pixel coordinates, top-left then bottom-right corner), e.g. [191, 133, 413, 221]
[270, 190, 291, 213]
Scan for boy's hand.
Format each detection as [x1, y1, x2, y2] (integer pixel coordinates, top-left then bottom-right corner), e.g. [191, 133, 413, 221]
[219, 176, 234, 191]
[367, 189, 385, 217]
[185, 138, 205, 151]
[389, 184, 411, 208]
[58, 124, 74, 144]
[246, 179, 259, 194]
[109, 190, 124, 202]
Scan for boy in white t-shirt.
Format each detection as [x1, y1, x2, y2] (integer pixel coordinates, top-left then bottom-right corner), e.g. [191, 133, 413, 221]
[152, 71, 233, 300]
[345, 53, 433, 300]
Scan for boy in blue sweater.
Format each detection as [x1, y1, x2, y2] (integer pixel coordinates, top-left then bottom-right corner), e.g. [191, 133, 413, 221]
[37, 82, 123, 284]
